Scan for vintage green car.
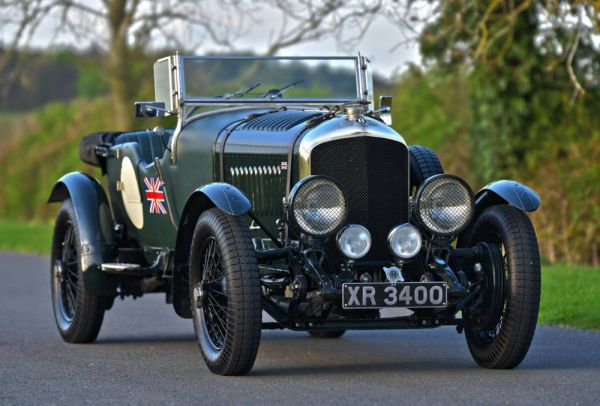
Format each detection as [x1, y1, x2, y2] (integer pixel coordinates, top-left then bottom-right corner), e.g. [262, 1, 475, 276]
[49, 55, 541, 375]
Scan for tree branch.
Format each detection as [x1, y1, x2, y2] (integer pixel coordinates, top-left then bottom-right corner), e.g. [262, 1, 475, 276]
[567, 12, 585, 104]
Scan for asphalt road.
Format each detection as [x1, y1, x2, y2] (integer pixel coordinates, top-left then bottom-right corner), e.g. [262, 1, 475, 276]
[1, 251, 599, 405]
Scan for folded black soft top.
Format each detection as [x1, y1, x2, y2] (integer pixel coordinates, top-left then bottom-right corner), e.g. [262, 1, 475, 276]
[79, 131, 122, 167]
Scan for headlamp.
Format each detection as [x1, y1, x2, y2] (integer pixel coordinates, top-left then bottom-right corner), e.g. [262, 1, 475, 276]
[388, 224, 422, 258]
[289, 176, 347, 237]
[337, 224, 372, 259]
[414, 174, 474, 236]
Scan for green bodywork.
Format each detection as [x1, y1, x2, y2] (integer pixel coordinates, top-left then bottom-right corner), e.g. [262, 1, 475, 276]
[52, 104, 407, 301]
[104, 107, 299, 260]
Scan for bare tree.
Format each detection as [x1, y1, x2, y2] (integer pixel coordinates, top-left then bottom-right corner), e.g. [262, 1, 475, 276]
[261, 0, 384, 55]
[1, 0, 387, 127]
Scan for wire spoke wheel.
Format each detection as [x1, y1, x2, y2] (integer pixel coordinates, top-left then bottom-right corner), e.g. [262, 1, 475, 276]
[198, 237, 228, 350]
[50, 199, 105, 343]
[189, 208, 262, 376]
[52, 221, 80, 329]
[473, 241, 509, 343]
[464, 205, 541, 369]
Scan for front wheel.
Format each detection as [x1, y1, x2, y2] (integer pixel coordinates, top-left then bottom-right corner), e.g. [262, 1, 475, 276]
[409, 145, 444, 191]
[189, 208, 262, 376]
[50, 199, 106, 343]
[464, 205, 541, 369]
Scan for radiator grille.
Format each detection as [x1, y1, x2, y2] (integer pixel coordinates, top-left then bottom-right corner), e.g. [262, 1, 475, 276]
[310, 136, 409, 259]
[228, 163, 285, 219]
[225, 154, 287, 238]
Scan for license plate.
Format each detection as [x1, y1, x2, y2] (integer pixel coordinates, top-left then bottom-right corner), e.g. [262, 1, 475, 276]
[342, 282, 448, 309]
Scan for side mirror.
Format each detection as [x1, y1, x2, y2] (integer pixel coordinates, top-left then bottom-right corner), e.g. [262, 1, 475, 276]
[378, 96, 392, 126]
[135, 101, 167, 118]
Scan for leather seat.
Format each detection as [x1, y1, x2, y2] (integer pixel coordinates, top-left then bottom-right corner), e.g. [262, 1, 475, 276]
[79, 129, 173, 170]
[114, 130, 172, 164]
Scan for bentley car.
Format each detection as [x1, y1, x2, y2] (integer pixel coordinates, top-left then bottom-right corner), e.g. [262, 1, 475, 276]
[48, 55, 541, 375]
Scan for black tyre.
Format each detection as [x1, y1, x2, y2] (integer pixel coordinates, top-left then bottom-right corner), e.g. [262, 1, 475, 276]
[308, 330, 346, 338]
[409, 145, 444, 190]
[50, 199, 105, 343]
[189, 208, 262, 376]
[464, 205, 540, 369]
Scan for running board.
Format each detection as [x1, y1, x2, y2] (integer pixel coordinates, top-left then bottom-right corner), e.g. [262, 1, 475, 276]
[101, 263, 141, 273]
[101, 250, 172, 276]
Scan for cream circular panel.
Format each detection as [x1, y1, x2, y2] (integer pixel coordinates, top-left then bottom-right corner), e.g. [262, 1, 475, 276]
[120, 156, 144, 229]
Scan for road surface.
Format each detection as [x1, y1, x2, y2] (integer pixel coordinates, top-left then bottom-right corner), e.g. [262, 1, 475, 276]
[1, 251, 599, 405]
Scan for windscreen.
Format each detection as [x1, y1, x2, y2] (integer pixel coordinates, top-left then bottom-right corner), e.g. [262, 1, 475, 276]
[180, 57, 360, 103]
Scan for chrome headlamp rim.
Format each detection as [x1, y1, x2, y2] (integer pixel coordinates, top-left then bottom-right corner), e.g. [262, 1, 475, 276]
[414, 174, 474, 237]
[336, 224, 372, 259]
[387, 223, 422, 259]
[288, 175, 348, 237]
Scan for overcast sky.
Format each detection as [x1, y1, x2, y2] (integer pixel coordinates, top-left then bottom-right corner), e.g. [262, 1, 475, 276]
[2, 4, 421, 79]
[198, 15, 422, 78]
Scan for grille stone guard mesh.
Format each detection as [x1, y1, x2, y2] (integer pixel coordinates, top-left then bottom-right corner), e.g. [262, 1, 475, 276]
[310, 136, 409, 259]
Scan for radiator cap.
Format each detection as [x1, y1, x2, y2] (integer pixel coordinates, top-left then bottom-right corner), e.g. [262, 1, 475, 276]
[345, 104, 367, 121]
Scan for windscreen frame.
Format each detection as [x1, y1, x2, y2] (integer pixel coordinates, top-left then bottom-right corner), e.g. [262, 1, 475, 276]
[153, 54, 373, 114]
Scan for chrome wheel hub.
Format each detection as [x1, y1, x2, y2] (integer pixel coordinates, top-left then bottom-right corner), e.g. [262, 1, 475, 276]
[194, 284, 205, 308]
[54, 262, 64, 282]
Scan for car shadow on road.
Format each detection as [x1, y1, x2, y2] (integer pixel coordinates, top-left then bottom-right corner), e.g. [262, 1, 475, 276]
[92, 328, 600, 375]
[251, 359, 478, 377]
[251, 356, 600, 378]
[255, 332, 600, 375]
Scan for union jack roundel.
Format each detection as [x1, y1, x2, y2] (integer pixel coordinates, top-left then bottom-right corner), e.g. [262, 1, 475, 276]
[144, 177, 167, 215]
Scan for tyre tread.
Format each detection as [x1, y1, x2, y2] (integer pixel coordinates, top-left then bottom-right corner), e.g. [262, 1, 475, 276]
[409, 145, 444, 189]
[51, 199, 105, 343]
[465, 205, 540, 369]
[190, 208, 261, 375]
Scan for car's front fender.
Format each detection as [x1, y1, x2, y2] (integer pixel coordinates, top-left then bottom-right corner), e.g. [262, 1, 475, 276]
[48, 172, 117, 296]
[474, 180, 540, 213]
[194, 182, 252, 216]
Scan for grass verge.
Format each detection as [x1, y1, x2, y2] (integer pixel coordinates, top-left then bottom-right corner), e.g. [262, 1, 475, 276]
[539, 264, 600, 331]
[0, 220, 597, 330]
[0, 220, 53, 255]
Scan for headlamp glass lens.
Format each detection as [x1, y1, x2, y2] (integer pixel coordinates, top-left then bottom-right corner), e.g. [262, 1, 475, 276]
[388, 224, 422, 258]
[337, 225, 372, 259]
[293, 178, 346, 236]
[417, 176, 473, 235]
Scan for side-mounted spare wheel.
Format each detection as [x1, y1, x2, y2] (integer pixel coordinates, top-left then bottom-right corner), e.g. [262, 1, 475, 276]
[463, 205, 541, 369]
[51, 199, 106, 343]
[189, 208, 262, 376]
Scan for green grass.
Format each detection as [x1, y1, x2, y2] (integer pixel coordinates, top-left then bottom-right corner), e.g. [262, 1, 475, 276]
[0, 220, 598, 330]
[539, 264, 600, 331]
[0, 220, 53, 255]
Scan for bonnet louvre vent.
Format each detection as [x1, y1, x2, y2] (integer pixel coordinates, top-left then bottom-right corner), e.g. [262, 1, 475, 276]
[242, 110, 323, 132]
